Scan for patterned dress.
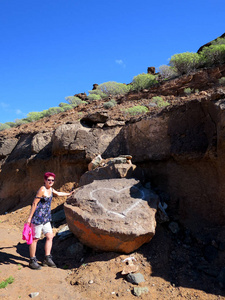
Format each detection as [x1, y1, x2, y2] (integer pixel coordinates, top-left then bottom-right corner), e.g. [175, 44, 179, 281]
[31, 189, 53, 225]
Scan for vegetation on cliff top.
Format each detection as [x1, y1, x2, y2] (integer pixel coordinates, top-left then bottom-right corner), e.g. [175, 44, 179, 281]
[1, 37, 225, 131]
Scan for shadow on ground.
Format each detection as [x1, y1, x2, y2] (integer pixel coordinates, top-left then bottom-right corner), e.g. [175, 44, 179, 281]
[138, 224, 225, 297]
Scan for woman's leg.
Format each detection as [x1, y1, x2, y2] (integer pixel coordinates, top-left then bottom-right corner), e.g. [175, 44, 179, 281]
[29, 238, 39, 258]
[43, 232, 56, 267]
[45, 232, 54, 256]
[29, 238, 41, 270]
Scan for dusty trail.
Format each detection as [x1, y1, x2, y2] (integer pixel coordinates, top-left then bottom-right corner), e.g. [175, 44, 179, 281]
[0, 210, 225, 300]
[0, 223, 83, 300]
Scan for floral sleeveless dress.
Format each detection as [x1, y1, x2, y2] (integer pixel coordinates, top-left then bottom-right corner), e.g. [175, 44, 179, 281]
[31, 189, 53, 225]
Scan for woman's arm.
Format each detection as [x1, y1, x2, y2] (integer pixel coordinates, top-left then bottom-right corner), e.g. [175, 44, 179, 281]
[27, 186, 45, 224]
[52, 189, 73, 197]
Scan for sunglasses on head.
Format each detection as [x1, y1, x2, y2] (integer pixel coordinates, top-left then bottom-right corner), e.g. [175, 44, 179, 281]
[47, 179, 54, 182]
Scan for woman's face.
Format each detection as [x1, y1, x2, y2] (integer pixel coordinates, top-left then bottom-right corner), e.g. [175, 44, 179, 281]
[45, 176, 55, 187]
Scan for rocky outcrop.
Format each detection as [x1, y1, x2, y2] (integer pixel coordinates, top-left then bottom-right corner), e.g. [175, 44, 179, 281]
[0, 123, 124, 213]
[0, 68, 225, 240]
[147, 67, 155, 74]
[119, 64, 225, 104]
[197, 33, 225, 53]
[123, 95, 225, 230]
[0, 137, 18, 160]
[81, 156, 136, 186]
[64, 178, 158, 253]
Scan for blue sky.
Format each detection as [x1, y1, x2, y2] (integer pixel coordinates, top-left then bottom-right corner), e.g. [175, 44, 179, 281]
[0, 0, 224, 123]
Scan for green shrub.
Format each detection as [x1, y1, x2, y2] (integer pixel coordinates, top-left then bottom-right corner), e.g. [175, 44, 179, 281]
[158, 65, 178, 80]
[58, 102, 67, 107]
[211, 37, 225, 45]
[184, 88, 193, 95]
[87, 93, 102, 101]
[219, 77, 225, 85]
[24, 111, 43, 122]
[200, 44, 225, 66]
[14, 119, 28, 126]
[0, 123, 10, 131]
[88, 89, 108, 100]
[125, 105, 148, 116]
[131, 73, 158, 91]
[97, 81, 130, 96]
[58, 102, 74, 111]
[80, 100, 88, 105]
[169, 52, 201, 75]
[151, 96, 169, 107]
[60, 104, 73, 111]
[44, 107, 64, 116]
[65, 96, 83, 106]
[5, 122, 16, 128]
[0, 276, 14, 289]
[103, 99, 117, 109]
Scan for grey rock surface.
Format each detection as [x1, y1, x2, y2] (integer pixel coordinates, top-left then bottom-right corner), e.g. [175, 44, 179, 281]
[65, 178, 158, 253]
[126, 273, 145, 285]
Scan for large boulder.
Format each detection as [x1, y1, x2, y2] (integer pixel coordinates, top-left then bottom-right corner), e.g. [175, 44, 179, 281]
[0, 137, 18, 159]
[51, 122, 123, 160]
[64, 178, 158, 253]
[31, 132, 52, 154]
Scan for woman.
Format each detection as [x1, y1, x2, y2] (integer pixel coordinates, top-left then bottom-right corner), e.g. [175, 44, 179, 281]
[27, 172, 72, 270]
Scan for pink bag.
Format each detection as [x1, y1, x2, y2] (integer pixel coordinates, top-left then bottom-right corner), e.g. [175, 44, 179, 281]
[22, 223, 33, 245]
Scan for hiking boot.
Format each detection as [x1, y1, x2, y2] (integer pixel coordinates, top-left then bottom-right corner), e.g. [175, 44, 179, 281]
[29, 257, 42, 270]
[43, 255, 57, 268]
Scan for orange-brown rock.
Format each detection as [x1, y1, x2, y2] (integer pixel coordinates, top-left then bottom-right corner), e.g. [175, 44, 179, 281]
[64, 178, 158, 253]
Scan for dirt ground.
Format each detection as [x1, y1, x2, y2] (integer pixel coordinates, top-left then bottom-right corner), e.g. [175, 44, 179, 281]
[0, 202, 224, 300]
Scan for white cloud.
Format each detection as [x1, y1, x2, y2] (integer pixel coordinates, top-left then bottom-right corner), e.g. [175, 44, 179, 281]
[0, 102, 26, 121]
[0, 102, 9, 109]
[115, 59, 126, 68]
[15, 109, 23, 115]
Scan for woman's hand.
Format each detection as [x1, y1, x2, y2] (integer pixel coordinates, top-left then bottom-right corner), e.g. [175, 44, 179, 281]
[27, 217, 32, 226]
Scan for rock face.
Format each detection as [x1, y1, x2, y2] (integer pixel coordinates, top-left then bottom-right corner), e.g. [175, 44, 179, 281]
[0, 123, 123, 213]
[64, 178, 158, 253]
[1, 65, 225, 240]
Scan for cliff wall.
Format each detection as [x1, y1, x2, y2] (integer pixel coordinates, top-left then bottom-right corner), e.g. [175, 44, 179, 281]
[1, 67, 225, 235]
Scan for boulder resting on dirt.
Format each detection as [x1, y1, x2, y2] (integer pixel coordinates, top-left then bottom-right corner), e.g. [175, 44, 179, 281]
[64, 178, 158, 253]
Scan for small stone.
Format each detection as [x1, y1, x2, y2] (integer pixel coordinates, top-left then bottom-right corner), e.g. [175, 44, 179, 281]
[29, 292, 39, 298]
[126, 273, 145, 285]
[57, 229, 73, 241]
[58, 225, 69, 233]
[88, 280, 94, 284]
[133, 287, 149, 297]
[121, 257, 139, 275]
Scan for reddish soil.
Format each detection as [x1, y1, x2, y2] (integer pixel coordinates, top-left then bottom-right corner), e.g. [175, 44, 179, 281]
[0, 202, 224, 300]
